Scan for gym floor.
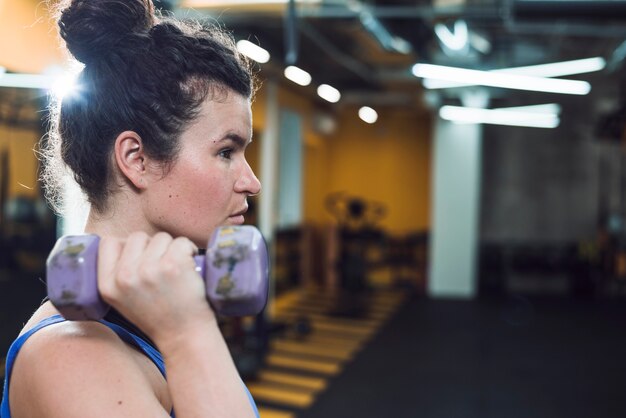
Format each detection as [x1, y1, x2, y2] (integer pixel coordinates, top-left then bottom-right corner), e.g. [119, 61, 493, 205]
[245, 289, 626, 418]
[3, 272, 626, 418]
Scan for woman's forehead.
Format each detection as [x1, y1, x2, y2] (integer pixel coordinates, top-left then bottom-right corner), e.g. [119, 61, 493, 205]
[187, 94, 252, 139]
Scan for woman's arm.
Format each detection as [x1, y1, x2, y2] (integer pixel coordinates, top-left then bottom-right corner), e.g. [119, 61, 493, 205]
[157, 321, 256, 418]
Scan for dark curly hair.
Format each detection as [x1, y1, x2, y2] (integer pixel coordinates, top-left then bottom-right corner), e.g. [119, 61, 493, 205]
[42, 0, 254, 214]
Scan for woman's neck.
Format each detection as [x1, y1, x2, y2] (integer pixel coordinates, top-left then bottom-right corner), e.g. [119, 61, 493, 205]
[84, 196, 156, 239]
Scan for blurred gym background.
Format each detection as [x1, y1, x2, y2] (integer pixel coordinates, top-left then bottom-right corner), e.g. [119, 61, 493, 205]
[2, 0, 626, 417]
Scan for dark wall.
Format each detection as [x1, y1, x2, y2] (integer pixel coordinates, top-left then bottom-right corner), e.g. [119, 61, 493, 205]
[480, 122, 622, 244]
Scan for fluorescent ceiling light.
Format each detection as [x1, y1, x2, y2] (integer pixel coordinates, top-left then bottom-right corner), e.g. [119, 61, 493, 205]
[284, 65, 312, 86]
[439, 105, 560, 128]
[0, 71, 81, 100]
[236, 40, 270, 64]
[358, 106, 378, 124]
[0, 73, 55, 89]
[496, 103, 561, 114]
[423, 57, 606, 90]
[435, 20, 468, 51]
[506, 57, 606, 78]
[413, 63, 591, 95]
[317, 84, 341, 103]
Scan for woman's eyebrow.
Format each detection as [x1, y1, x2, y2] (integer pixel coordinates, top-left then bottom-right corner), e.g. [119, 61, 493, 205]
[219, 133, 250, 148]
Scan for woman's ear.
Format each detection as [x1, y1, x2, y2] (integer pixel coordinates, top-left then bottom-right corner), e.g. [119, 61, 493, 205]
[113, 131, 147, 190]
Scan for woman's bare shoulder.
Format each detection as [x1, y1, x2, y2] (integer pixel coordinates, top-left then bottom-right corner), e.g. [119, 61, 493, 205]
[8, 303, 171, 418]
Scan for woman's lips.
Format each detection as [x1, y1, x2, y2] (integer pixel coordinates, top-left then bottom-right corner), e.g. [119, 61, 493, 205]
[228, 214, 245, 224]
[228, 209, 247, 224]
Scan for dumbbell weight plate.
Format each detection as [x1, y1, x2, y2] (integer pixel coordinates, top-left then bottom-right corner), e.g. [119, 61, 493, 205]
[46, 234, 108, 320]
[202, 226, 269, 316]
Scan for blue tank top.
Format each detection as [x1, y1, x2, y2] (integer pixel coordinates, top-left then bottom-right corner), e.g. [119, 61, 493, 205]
[1, 315, 259, 418]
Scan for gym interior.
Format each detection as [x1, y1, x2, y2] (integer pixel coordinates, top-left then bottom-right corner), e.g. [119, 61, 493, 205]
[2, 0, 626, 417]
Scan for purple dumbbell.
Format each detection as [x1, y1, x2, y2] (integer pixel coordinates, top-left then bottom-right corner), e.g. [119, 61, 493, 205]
[46, 225, 269, 320]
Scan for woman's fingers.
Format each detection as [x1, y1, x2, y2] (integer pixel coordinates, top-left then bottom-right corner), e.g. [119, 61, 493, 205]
[141, 232, 174, 265]
[96, 232, 214, 341]
[164, 236, 199, 266]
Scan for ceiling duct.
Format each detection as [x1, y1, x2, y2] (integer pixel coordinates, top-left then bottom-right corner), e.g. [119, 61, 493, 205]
[511, 0, 626, 20]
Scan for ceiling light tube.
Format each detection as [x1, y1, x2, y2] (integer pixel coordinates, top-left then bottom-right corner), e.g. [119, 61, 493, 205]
[505, 57, 606, 78]
[0, 73, 55, 89]
[359, 106, 378, 124]
[317, 84, 341, 103]
[496, 103, 561, 114]
[423, 57, 605, 90]
[236, 40, 270, 64]
[439, 105, 560, 128]
[0, 71, 81, 101]
[414, 63, 590, 95]
[284, 65, 312, 86]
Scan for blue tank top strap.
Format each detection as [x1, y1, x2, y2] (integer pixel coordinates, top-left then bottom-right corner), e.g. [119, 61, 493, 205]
[93, 320, 258, 418]
[97, 318, 175, 418]
[98, 318, 167, 377]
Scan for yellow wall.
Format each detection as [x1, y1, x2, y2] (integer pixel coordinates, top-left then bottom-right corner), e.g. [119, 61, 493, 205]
[324, 106, 431, 233]
[251, 81, 432, 235]
[0, 0, 67, 73]
[0, 125, 40, 198]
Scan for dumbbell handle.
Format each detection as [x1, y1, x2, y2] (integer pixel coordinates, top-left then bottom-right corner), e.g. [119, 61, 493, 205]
[47, 226, 269, 320]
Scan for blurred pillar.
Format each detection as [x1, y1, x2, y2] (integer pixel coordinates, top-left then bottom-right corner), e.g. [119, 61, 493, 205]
[259, 80, 279, 242]
[277, 109, 303, 228]
[428, 92, 486, 298]
[258, 80, 280, 318]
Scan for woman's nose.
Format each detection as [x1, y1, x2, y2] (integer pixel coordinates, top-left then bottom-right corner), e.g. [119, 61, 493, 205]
[235, 160, 261, 196]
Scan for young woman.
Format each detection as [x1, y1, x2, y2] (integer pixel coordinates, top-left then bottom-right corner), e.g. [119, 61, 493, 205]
[1, 0, 261, 416]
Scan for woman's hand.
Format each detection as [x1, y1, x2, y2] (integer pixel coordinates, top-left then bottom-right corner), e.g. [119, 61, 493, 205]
[96, 231, 216, 347]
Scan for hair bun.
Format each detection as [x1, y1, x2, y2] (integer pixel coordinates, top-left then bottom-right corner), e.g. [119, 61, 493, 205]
[58, 0, 155, 64]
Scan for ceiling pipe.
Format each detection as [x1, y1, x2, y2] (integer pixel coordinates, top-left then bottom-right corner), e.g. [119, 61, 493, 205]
[284, 0, 299, 65]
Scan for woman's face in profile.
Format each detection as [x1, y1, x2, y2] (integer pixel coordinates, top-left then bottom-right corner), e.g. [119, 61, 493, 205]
[141, 91, 261, 247]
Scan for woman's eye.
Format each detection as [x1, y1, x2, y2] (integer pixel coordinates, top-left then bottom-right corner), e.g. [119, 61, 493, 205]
[219, 149, 233, 160]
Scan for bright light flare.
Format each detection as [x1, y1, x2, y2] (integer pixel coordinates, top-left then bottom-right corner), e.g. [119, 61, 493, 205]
[50, 73, 80, 100]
